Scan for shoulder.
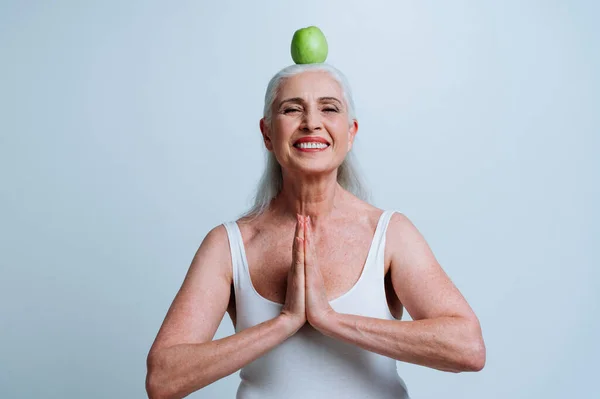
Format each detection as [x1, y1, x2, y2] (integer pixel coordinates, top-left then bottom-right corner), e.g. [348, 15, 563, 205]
[388, 211, 412, 231]
[205, 223, 230, 245]
[386, 211, 425, 252]
[384, 211, 430, 263]
[196, 223, 234, 283]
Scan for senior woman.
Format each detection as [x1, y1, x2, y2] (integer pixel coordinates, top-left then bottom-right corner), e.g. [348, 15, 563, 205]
[145, 63, 486, 399]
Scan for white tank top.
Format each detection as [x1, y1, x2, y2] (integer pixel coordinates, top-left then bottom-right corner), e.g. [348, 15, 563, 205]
[222, 210, 411, 399]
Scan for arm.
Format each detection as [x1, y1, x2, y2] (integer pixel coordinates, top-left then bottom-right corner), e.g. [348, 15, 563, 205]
[145, 225, 301, 399]
[314, 213, 486, 373]
[147, 315, 299, 399]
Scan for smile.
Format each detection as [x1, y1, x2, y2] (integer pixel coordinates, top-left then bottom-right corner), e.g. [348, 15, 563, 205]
[293, 142, 330, 152]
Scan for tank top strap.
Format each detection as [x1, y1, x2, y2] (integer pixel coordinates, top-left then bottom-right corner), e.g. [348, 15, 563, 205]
[222, 221, 244, 291]
[355, 209, 397, 283]
[371, 209, 399, 266]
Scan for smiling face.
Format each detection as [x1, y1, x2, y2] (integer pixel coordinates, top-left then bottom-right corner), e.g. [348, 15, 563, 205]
[260, 70, 358, 176]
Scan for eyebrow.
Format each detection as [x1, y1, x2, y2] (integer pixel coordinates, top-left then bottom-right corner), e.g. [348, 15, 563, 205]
[279, 96, 343, 107]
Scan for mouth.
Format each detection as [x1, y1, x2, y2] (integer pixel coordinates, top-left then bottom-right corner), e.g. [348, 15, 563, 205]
[293, 142, 331, 152]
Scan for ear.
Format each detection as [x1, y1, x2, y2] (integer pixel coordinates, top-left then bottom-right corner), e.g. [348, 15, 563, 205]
[260, 118, 273, 152]
[347, 119, 358, 152]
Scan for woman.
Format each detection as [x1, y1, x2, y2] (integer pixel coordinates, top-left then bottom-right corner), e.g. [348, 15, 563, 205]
[145, 63, 486, 399]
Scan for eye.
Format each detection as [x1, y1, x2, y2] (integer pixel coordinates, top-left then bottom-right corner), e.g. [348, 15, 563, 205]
[323, 107, 339, 113]
[283, 108, 301, 114]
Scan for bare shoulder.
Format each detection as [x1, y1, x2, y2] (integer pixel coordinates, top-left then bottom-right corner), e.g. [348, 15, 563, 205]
[386, 212, 414, 242]
[189, 224, 234, 285]
[386, 211, 433, 262]
[206, 224, 234, 279]
[384, 211, 427, 269]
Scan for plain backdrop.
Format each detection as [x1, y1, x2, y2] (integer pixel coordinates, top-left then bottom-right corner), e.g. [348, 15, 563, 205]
[1, 1, 598, 398]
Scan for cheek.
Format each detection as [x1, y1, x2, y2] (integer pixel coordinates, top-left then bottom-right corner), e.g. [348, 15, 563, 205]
[326, 118, 350, 137]
[271, 119, 296, 144]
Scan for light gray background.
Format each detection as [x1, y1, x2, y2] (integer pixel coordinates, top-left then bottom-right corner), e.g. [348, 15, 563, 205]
[1, 1, 598, 398]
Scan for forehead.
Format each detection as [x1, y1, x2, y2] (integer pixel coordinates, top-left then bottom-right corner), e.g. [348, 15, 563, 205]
[277, 71, 343, 100]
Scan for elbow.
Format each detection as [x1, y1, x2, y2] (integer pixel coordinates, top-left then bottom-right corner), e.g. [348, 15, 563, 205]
[146, 366, 163, 399]
[466, 341, 486, 372]
[456, 320, 486, 372]
[146, 372, 161, 399]
[146, 353, 172, 399]
[146, 373, 165, 399]
[440, 339, 486, 373]
[452, 340, 485, 373]
[463, 326, 486, 372]
[146, 377, 159, 399]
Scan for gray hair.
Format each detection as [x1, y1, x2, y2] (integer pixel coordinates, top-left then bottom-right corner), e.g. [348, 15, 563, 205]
[238, 63, 371, 220]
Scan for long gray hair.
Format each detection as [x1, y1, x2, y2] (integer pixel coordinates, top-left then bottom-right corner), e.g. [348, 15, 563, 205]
[237, 63, 371, 220]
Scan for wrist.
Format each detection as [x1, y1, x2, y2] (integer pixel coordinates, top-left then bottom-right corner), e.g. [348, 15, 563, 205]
[311, 309, 339, 336]
[277, 313, 305, 336]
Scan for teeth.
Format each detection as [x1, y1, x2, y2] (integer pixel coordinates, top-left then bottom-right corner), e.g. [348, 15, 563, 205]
[296, 142, 328, 149]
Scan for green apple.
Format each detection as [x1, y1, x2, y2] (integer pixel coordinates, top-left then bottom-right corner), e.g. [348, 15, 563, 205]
[290, 26, 328, 64]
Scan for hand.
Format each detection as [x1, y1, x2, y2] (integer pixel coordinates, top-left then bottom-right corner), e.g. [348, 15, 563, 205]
[280, 214, 307, 331]
[304, 216, 336, 329]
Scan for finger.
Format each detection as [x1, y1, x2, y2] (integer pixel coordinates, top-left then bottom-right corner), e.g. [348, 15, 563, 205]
[295, 214, 303, 239]
[308, 217, 314, 253]
[298, 214, 304, 241]
[304, 216, 310, 265]
[305, 217, 318, 277]
[295, 214, 304, 267]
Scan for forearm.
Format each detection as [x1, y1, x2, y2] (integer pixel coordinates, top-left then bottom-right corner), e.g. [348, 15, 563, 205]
[147, 315, 300, 399]
[317, 313, 485, 373]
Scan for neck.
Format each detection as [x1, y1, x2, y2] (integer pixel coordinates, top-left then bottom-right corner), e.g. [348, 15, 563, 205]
[271, 170, 345, 228]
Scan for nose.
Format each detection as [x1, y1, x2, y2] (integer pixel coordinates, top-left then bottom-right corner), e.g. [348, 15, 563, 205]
[300, 108, 322, 132]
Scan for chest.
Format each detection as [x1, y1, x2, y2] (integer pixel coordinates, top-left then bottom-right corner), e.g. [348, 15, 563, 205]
[242, 225, 391, 305]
